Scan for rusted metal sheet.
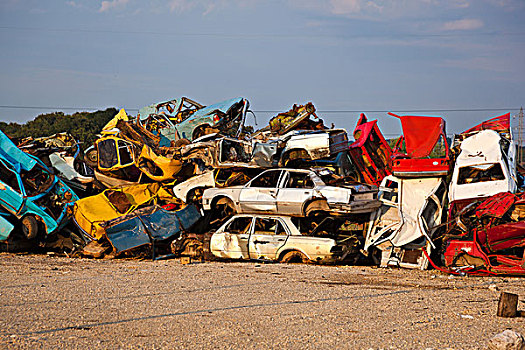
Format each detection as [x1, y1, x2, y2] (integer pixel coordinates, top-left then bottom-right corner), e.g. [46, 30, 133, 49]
[443, 191, 525, 275]
[266, 102, 324, 135]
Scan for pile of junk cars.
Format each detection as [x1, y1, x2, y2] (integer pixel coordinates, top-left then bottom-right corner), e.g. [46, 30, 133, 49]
[0, 95, 524, 276]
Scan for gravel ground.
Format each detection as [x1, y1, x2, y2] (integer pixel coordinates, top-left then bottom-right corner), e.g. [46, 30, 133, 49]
[0, 253, 523, 349]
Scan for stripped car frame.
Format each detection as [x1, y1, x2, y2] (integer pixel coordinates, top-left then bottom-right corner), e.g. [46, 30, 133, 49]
[210, 214, 360, 264]
[138, 97, 250, 143]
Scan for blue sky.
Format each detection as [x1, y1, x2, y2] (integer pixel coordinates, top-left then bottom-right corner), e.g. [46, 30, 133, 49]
[0, 0, 524, 136]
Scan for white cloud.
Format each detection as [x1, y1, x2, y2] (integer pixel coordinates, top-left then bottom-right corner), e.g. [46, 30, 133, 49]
[168, 0, 195, 12]
[442, 18, 483, 31]
[484, 0, 521, 9]
[329, 0, 361, 15]
[166, 0, 257, 14]
[287, 0, 478, 20]
[99, 0, 129, 13]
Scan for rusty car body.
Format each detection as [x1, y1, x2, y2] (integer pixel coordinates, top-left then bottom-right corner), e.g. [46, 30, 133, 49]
[0, 130, 79, 241]
[72, 182, 178, 241]
[348, 113, 392, 186]
[18, 132, 96, 194]
[93, 135, 182, 186]
[100, 204, 201, 256]
[202, 168, 379, 217]
[180, 134, 261, 170]
[255, 102, 325, 136]
[442, 192, 525, 275]
[138, 97, 250, 143]
[210, 214, 358, 264]
[365, 175, 447, 269]
[448, 114, 517, 216]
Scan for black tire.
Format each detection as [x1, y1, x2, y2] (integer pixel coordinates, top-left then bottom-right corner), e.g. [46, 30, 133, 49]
[304, 200, 329, 217]
[212, 198, 236, 224]
[280, 250, 308, 264]
[186, 188, 205, 205]
[21, 216, 39, 240]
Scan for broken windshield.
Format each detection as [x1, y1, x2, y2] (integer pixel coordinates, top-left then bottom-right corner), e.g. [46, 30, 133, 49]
[457, 163, 505, 184]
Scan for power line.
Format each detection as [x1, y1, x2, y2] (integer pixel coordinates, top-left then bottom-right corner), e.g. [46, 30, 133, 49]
[1, 26, 524, 39]
[256, 108, 518, 114]
[0, 105, 519, 114]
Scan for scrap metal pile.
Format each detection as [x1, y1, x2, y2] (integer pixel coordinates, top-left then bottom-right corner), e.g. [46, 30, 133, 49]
[1, 96, 523, 276]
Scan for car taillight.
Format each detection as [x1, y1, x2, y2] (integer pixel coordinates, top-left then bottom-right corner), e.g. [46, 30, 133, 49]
[213, 114, 220, 123]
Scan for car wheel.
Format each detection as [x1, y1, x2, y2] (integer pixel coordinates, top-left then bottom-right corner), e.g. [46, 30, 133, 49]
[21, 216, 39, 240]
[186, 188, 205, 205]
[304, 200, 329, 217]
[345, 168, 362, 183]
[280, 250, 308, 264]
[214, 198, 236, 219]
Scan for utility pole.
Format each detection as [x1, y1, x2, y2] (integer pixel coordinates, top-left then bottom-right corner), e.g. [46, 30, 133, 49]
[519, 107, 524, 165]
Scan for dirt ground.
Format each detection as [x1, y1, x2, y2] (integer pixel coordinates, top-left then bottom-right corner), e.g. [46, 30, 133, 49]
[0, 253, 523, 349]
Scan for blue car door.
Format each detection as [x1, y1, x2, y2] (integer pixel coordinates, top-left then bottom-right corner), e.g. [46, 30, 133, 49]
[0, 160, 24, 214]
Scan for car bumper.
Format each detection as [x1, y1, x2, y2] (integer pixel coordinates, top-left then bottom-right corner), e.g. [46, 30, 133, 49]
[328, 200, 382, 214]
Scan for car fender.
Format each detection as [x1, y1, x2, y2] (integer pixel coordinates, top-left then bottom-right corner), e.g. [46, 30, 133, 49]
[301, 197, 329, 216]
[202, 187, 241, 211]
[20, 211, 54, 236]
[276, 247, 313, 262]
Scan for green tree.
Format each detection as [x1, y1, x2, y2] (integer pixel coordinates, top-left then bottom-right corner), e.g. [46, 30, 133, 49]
[0, 108, 118, 149]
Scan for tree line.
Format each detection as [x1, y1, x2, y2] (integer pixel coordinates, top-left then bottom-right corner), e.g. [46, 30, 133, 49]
[0, 108, 118, 149]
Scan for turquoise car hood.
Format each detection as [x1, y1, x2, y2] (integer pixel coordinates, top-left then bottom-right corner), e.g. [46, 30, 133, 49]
[191, 97, 244, 118]
[0, 131, 37, 172]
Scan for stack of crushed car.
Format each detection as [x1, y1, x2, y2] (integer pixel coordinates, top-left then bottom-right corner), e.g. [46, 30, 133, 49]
[0, 96, 523, 276]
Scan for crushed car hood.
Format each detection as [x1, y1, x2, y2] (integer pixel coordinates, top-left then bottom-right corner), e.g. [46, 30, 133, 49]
[0, 131, 37, 172]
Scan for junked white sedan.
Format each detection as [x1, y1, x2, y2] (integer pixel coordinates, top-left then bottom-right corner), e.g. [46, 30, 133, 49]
[202, 168, 379, 217]
[210, 214, 352, 263]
